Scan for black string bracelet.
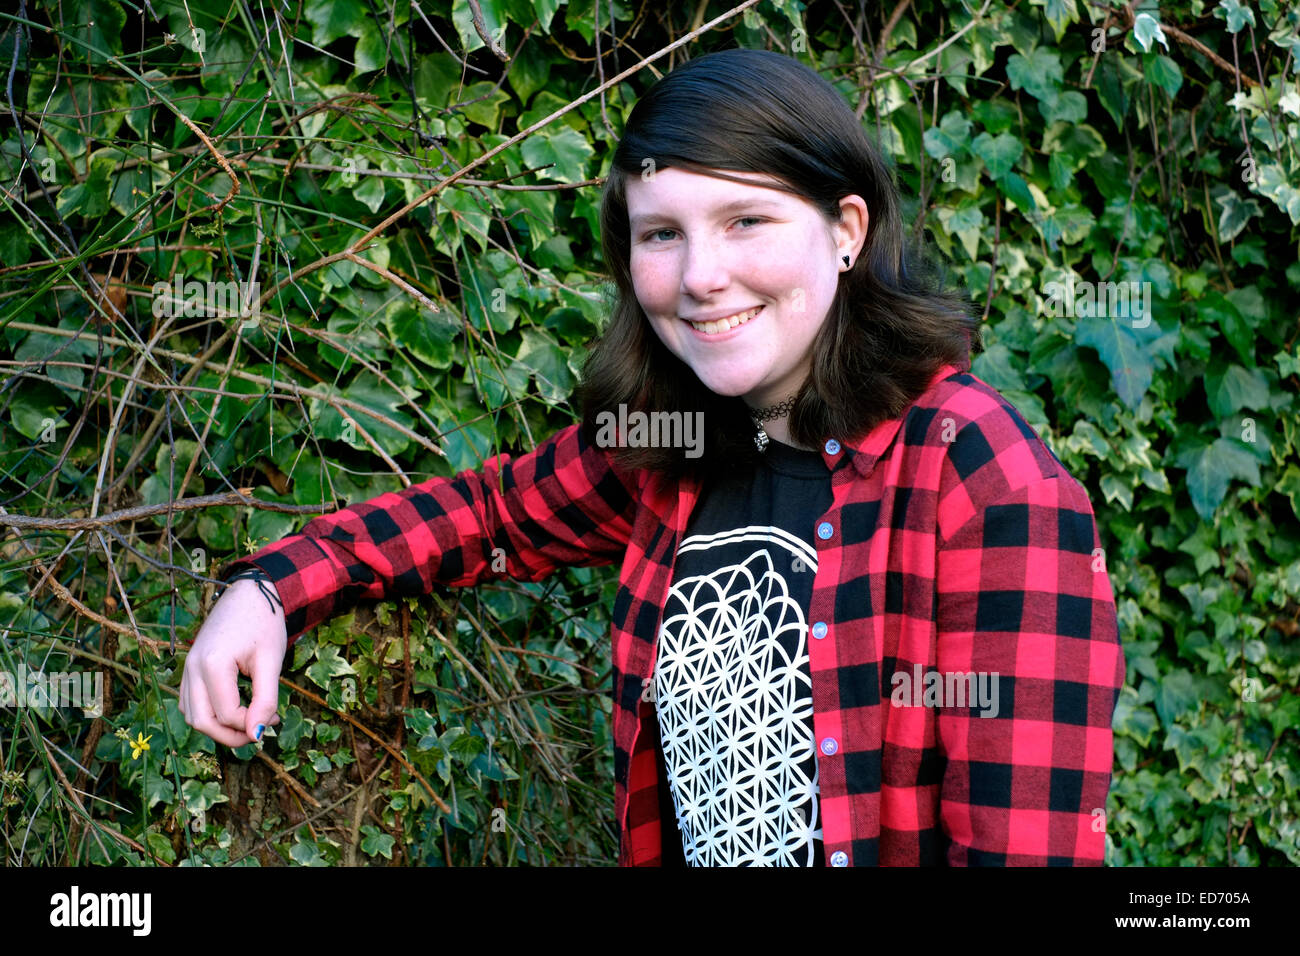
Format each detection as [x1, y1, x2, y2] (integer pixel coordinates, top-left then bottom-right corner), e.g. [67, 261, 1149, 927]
[218, 567, 284, 615]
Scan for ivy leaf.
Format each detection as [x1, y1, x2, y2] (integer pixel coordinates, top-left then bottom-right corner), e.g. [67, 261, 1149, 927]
[127, 69, 169, 138]
[305, 644, 357, 691]
[1006, 47, 1063, 101]
[145, 832, 177, 865]
[970, 342, 1026, 392]
[503, 187, 558, 250]
[289, 832, 334, 866]
[1040, 90, 1088, 124]
[56, 154, 115, 219]
[1278, 466, 1300, 523]
[1144, 54, 1183, 96]
[452, 0, 508, 52]
[1048, 152, 1074, 190]
[1114, 693, 1159, 746]
[1040, 0, 1080, 41]
[360, 825, 397, 859]
[1254, 163, 1300, 223]
[143, 773, 175, 811]
[67, 0, 127, 63]
[514, 328, 574, 403]
[1224, 286, 1266, 366]
[1037, 204, 1096, 248]
[997, 171, 1038, 212]
[1075, 315, 1156, 409]
[0, 222, 30, 265]
[520, 126, 594, 184]
[970, 97, 1019, 134]
[354, 22, 387, 75]
[436, 187, 493, 255]
[386, 304, 458, 369]
[33, 80, 129, 159]
[308, 750, 333, 772]
[1172, 437, 1261, 520]
[923, 111, 972, 159]
[414, 53, 464, 109]
[1213, 0, 1256, 34]
[1269, 691, 1300, 740]
[939, 43, 973, 95]
[509, 41, 553, 105]
[1095, 56, 1134, 130]
[469, 353, 531, 406]
[440, 417, 498, 474]
[306, 0, 365, 45]
[893, 107, 924, 166]
[1204, 362, 1270, 419]
[1132, 12, 1169, 52]
[6, 382, 63, 441]
[459, 81, 512, 128]
[277, 705, 310, 750]
[1198, 291, 1253, 366]
[1215, 191, 1263, 241]
[341, 377, 417, 457]
[943, 201, 986, 259]
[1003, 7, 1042, 58]
[353, 175, 386, 213]
[1177, 523, 1222, 577]
[1155, 670, 1201, 727]
[1099, 472, 1133, 510]
[181, 779, 228, 813]
[970, 131, 1022, 180]
[1042, 122, 1107, 168]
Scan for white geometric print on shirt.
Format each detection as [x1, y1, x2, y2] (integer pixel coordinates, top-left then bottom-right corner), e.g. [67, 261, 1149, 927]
[655, 526, 822, 866]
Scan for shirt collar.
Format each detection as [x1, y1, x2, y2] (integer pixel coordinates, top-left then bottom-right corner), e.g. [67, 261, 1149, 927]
[823, 361, 965, 478]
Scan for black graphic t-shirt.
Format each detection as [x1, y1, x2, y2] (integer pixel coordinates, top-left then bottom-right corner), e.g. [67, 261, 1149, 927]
[652, 437, 833, 866]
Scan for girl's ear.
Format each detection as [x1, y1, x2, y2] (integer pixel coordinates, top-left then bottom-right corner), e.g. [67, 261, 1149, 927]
[834, 194, 869, 262]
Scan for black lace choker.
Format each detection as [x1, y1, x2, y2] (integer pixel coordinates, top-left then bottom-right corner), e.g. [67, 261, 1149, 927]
[748, 396, 797, 422]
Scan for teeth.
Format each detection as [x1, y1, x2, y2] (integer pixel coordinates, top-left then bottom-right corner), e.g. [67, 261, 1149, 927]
[688, 306, 761, 335]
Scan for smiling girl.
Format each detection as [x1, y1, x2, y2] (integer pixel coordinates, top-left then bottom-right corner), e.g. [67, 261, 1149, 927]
[182, 47, 1125, 867]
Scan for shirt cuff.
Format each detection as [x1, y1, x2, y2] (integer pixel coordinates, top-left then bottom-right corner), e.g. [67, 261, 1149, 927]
[219, 533, 350, 647]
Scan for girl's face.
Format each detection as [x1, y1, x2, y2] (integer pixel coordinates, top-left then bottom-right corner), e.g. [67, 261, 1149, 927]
[625, 167, 867, 409]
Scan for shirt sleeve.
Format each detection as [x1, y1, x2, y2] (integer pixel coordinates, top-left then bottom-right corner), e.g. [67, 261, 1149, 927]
[934, 474, 1125, 865]
[218, 422, 640, 646]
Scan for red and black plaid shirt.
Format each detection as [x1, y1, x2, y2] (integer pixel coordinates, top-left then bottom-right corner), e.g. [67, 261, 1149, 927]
[222, 360, 1125, 865]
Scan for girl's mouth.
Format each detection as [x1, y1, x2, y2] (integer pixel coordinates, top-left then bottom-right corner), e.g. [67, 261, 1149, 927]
[681, 304, 763, 336]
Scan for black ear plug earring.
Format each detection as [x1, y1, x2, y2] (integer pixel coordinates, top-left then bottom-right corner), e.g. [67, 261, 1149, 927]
[842, 255, 850, 267]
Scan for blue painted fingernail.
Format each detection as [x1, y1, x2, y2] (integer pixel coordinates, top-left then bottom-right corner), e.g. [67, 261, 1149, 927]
[255, 724, 265, 740]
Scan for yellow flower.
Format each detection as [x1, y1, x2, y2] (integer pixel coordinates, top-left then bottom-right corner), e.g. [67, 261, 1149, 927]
[130, 732, 153, 760]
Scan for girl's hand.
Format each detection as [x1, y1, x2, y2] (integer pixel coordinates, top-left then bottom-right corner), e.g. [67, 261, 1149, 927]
[179, 577, 287, 747]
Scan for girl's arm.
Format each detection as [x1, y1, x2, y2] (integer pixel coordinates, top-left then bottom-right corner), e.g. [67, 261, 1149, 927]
[181, 422, 639, 747]
[227, 420, 639, 646]
[935, 471, 1126, 865]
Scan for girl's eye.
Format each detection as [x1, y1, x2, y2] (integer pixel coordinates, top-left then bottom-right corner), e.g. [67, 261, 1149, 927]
[641, 217, 764, 242]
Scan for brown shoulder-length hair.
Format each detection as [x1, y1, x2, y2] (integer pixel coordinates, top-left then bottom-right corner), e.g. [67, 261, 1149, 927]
[577, 47, 982, 480]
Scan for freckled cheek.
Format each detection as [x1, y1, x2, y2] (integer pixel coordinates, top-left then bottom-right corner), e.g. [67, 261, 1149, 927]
[629, 256, 678, 316]
[772, 240, 835, 307]
[746, 237, 815, 290]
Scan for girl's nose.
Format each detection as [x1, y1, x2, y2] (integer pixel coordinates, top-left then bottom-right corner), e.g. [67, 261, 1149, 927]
[679, 238, 729, 299]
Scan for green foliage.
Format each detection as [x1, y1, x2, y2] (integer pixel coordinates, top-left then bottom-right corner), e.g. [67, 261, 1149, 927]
[0, 0, 1297, 866]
